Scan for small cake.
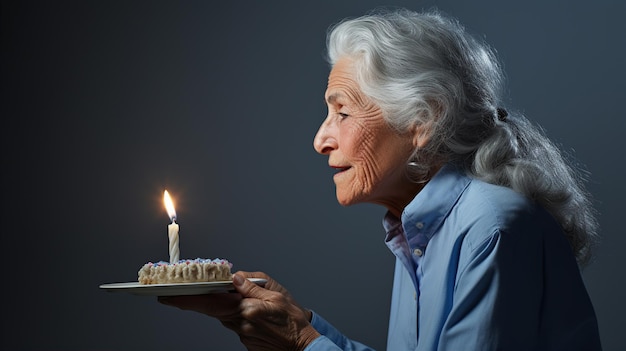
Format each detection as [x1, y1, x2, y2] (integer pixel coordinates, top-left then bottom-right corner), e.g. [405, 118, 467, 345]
[138, 258, 233, 284]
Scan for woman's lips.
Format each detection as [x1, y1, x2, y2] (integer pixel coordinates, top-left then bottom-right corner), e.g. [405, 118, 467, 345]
[331, 166, 351, 174]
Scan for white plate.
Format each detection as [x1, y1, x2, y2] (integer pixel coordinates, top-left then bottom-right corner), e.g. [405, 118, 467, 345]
[100, 278, 267, 296]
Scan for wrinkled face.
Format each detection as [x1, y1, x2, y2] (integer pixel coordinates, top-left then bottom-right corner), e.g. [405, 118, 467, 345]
[313, 58, 418, 210]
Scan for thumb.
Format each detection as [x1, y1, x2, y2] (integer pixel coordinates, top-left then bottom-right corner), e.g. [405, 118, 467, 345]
[232, 273, 265, 298]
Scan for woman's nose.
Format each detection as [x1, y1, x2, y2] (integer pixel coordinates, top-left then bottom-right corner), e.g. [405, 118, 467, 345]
[313, 117, 337, 155]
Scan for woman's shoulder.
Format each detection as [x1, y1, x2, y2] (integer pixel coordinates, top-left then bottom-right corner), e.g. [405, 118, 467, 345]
[455, 178, 562, 244]
[459, 178, 532, 215]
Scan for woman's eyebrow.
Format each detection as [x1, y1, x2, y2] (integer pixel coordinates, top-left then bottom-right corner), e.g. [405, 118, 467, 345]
[326, 93, 341, 105]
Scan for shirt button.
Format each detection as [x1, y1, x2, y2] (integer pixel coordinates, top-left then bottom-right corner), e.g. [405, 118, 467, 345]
[415, 222, 424, 229]
[413, 248, 423, 256]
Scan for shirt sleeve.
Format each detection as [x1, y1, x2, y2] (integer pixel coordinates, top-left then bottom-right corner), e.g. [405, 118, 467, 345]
[436, 229, 533, 350]
[304, 311, 377, 351]
[437, 213, 601, 351]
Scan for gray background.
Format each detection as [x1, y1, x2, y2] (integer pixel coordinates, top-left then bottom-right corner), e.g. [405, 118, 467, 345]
[2, 0, 624, 350]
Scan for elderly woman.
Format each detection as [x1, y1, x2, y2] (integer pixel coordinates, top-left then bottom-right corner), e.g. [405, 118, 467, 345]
[160, 8, 602, 351]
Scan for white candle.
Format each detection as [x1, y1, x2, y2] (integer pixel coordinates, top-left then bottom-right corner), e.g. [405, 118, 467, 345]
[168, 220, 179, 264]
[163, 190, 180, 264]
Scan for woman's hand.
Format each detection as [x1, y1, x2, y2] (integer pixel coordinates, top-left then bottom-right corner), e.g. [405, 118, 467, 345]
[158, 271, 320, 351]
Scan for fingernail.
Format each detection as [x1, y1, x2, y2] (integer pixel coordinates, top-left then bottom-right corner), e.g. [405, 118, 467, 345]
[233, 274, 244, 286]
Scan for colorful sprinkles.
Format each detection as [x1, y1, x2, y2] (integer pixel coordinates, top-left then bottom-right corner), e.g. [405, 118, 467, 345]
[145, 258, 232, 268]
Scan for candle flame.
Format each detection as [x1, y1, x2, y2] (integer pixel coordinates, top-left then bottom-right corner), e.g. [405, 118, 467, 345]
[163, 190, 177, 222]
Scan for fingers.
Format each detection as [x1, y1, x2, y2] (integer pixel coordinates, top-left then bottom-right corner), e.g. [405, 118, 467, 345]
[233, 273, 271, 300]
[157, 272, 275, 318]
[160, 273, 320, 349]
[234, 271, 288, 295]
[233, 271, 270, 280]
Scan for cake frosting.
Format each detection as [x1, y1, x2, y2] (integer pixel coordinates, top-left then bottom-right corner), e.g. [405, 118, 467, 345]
[138, 258, 233, 284]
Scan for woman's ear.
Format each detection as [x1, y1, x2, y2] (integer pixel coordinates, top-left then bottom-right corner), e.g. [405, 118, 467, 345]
[411, 120, 433, 148]
[411, 101, 442, 148]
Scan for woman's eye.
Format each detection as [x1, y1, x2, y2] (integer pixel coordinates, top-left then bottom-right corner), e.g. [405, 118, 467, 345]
[339, 112, 349, 119]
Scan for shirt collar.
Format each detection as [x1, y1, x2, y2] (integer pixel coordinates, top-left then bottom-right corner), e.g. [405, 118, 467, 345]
[383, 163, 472, 245]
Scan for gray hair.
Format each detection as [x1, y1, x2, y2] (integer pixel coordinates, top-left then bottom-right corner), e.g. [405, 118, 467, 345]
[326, 8, 598, 266]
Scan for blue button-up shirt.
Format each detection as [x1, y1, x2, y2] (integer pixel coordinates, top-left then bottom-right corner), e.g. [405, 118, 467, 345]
[305, 164, 601, 350]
